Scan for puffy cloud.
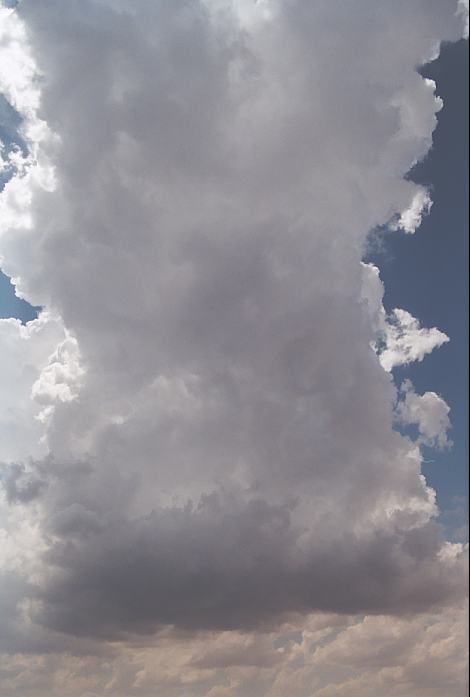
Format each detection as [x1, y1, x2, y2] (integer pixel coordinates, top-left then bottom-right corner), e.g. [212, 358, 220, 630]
[379, 308, 450, 372]
[0, 313, 67, 462]
[397, 379, 452, 449]
[391, 187, 433, 234]
[0, 0, 468, 694]
[360, 263, 449, 372]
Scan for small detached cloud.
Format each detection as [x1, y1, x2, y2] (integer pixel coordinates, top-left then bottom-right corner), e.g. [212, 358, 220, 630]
[361, 263, 450, 372]
[379, 308, 449, 372]
[391, 187, 433, 234]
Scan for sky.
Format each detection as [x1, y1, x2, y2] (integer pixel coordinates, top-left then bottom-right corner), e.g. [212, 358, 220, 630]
[0, 2, 468, 696]
[366, 38, 469, 530]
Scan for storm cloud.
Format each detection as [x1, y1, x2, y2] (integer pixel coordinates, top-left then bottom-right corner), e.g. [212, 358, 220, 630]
[0, 0, 467, 694]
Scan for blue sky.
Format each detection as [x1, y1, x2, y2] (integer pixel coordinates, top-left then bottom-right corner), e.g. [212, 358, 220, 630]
[367, 38, 469, 533]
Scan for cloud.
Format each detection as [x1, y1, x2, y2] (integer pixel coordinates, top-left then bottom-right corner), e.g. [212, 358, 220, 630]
[0, 604, 466, 696]
[0, 313, 66, 462]
[379, 308, 450, 372]
[0, 1, 467, 693]
[397, 379, 452, 449]
[457, 0, 469, 38]
[361, 263, 449, 372]
[391, 187, 433, 234]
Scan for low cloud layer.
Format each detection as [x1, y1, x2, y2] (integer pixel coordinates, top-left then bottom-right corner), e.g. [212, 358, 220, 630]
[0, 0, 467, 694]
[0, 603, 467, 696]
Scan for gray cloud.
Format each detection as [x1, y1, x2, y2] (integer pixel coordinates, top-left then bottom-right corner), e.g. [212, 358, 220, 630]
[0, 0, 467, 673]
[2, 462, 47, 504]
[36, 499, 465, 638]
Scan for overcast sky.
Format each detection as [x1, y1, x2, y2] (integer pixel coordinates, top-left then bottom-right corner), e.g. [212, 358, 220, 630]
[0, 2, 468, 696]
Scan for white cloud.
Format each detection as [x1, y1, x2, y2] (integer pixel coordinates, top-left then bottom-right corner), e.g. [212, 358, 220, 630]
[397, 379, 452, 449]
[0, 313, 67, 462]
[0, 1, 467, 694]
[392, 187, 433, 234]
[31, 333, 84, 425]
[360, 264, 449, 372]
[379, 308, 449, 372]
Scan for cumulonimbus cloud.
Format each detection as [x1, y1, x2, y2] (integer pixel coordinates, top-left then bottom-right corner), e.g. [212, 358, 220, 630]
[0, 2, 467, 688]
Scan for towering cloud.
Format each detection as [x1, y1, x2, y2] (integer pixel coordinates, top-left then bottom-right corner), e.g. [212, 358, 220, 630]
[0, 1, 467, 694]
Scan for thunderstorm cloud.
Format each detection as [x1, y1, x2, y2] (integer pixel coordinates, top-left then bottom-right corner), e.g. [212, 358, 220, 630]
[0, 1, 467, 695]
